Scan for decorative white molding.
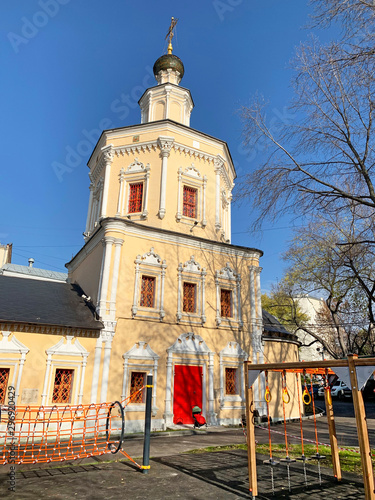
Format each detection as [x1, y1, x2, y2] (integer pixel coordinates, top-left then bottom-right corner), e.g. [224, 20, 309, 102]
[42, 336, 89, 406]
[173, 143, 215, 164]
[0, 331, 29, 354]
[215, 263, 243, 328]
[46, 336, 89, 357]
[132, 248, 167, 321]
[122, 341, 159, 415]
[0, 332, 29, 405]
[164, 333, 216, 426]
[114, 141, 158, 157]
[176, 256, 206, 326]
[100, 144, 115, 218]
[167, 332, 211, 355]
[157, 136, 174, 219]
[219, 342, 248, 409]
[116, 158, 150, 219]
[176, 164, 207, 226]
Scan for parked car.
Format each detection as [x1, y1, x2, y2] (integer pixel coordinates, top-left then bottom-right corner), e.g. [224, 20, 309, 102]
[361, 376, 375, 400]
[317, 380, 350, 399]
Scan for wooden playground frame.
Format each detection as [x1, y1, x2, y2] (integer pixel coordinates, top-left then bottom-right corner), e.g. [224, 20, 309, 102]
[244, 354, 375, 500]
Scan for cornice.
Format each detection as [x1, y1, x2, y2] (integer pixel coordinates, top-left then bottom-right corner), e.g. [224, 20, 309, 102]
[87, 120, 236, 180]
[101, 218, 262, 259]
[0, 323, 101, 337]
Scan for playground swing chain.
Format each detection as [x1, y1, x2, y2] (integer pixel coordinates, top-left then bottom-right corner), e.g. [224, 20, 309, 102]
[262, 369, 328, 494]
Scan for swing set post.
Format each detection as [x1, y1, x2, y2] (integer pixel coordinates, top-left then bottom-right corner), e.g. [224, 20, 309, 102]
[245, 365, 258, 498]
[348, 354, 375, 500]
[323, 384, 341, 481]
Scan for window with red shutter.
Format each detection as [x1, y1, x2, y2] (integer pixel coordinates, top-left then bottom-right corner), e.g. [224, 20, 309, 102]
[140, 276, 155, 307]
[183, 282, 196, 313]
[52, 369, 74, 403]
[220, 289, 232, 318]
[130, 372, 146, 403]
[0, 368, 10, 404]
[183, 186, 197, 218]
[225, 368, 237, 395]
[128, 183, 143, 213]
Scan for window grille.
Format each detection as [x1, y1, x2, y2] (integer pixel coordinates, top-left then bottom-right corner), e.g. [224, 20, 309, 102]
[225, 367, 237, 395]
[140, 276, 155, 307]
[183, 282, 196, 313]
[130, 372, 146, 403]
[220, 289, 232, 317]
[0, 368, 10, 404]
[183, 186, 197, 218]
[52, 369, 74, 403]
[128, 183, 143, 213]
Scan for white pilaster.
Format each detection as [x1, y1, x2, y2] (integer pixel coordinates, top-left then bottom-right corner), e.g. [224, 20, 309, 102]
[85, 182, 94, 235]
[160, 260, 167, 321]
[90, 336, 103, 403]
[214, 162, 221, 231]
[78, 355, 88, 405]
[164, 351, 173, 427]
[41, 354, 52, 406]
[201, 268, 207, 325]
[121, 358, 128, 400]
[100, 327, 115, 403]
[109, 238, 124, 318]
[116, 169, 126, 216]
[157, 136, 174, 219]
[176, 168, 182, 221]
[132, 255, 141, 318]
[100, 145, 114, 218]
[14, 354, 26, 405]
[98, 236, 115, 316]
[176, 263, 182, 323]
[202, 175, 207, 227]
[208, 353, 216, 424]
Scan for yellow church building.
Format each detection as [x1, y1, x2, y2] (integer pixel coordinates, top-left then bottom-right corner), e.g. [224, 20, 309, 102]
[0, 41, 299, 431]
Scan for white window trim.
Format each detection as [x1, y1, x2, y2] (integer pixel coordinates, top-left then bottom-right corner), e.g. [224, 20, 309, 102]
[116, 158, 150, 220]
[219, 342, 248, 410]
[0, 331, 29, 405]
[215, 264, 243, 328]
[176, 164, 207, 227]
[121, 341, 159, 416]
[42, 336, 89, 406]
[132, 248, 167, 322]
[176, 256, 206, 326]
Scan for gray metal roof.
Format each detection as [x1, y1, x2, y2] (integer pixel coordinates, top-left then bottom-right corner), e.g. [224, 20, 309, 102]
[0, 275, 102, 331]
[0, 263, 68, 282]
[262, 309, 292, 336]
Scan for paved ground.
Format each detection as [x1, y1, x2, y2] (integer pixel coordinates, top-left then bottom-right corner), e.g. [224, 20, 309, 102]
[0, 417, 371, 499]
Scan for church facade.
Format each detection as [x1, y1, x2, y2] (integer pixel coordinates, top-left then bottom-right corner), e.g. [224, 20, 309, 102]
[0, 47, 299, 432]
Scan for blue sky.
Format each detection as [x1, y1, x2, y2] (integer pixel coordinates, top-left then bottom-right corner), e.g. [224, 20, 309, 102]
[1, 1, 333, 291]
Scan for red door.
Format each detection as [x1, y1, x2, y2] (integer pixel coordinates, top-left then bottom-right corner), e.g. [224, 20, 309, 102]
[173, 365, 203, 424]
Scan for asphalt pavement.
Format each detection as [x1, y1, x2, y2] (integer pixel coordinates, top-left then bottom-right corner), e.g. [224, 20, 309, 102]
[0, 401, 373, 499]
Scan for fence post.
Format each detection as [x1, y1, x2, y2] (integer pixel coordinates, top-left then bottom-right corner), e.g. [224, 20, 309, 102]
[142, 374, 153, 474]
[347, 354, 375, 500]
[245, 362, 258, 498]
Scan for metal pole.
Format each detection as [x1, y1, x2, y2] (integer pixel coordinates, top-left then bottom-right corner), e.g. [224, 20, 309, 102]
[142, 374, 153, 474]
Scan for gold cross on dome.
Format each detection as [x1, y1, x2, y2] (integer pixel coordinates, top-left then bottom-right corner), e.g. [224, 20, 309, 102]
[165, 17, 178, 54]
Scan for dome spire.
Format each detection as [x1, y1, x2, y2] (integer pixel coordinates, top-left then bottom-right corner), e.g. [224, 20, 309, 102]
[165, 17, 178, 55]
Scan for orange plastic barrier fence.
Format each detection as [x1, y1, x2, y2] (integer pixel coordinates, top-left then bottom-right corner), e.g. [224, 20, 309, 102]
[0, 389, 144, 466]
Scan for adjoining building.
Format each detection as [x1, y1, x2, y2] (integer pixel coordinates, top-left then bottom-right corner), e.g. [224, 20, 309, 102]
[0, 42, 300, 430]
